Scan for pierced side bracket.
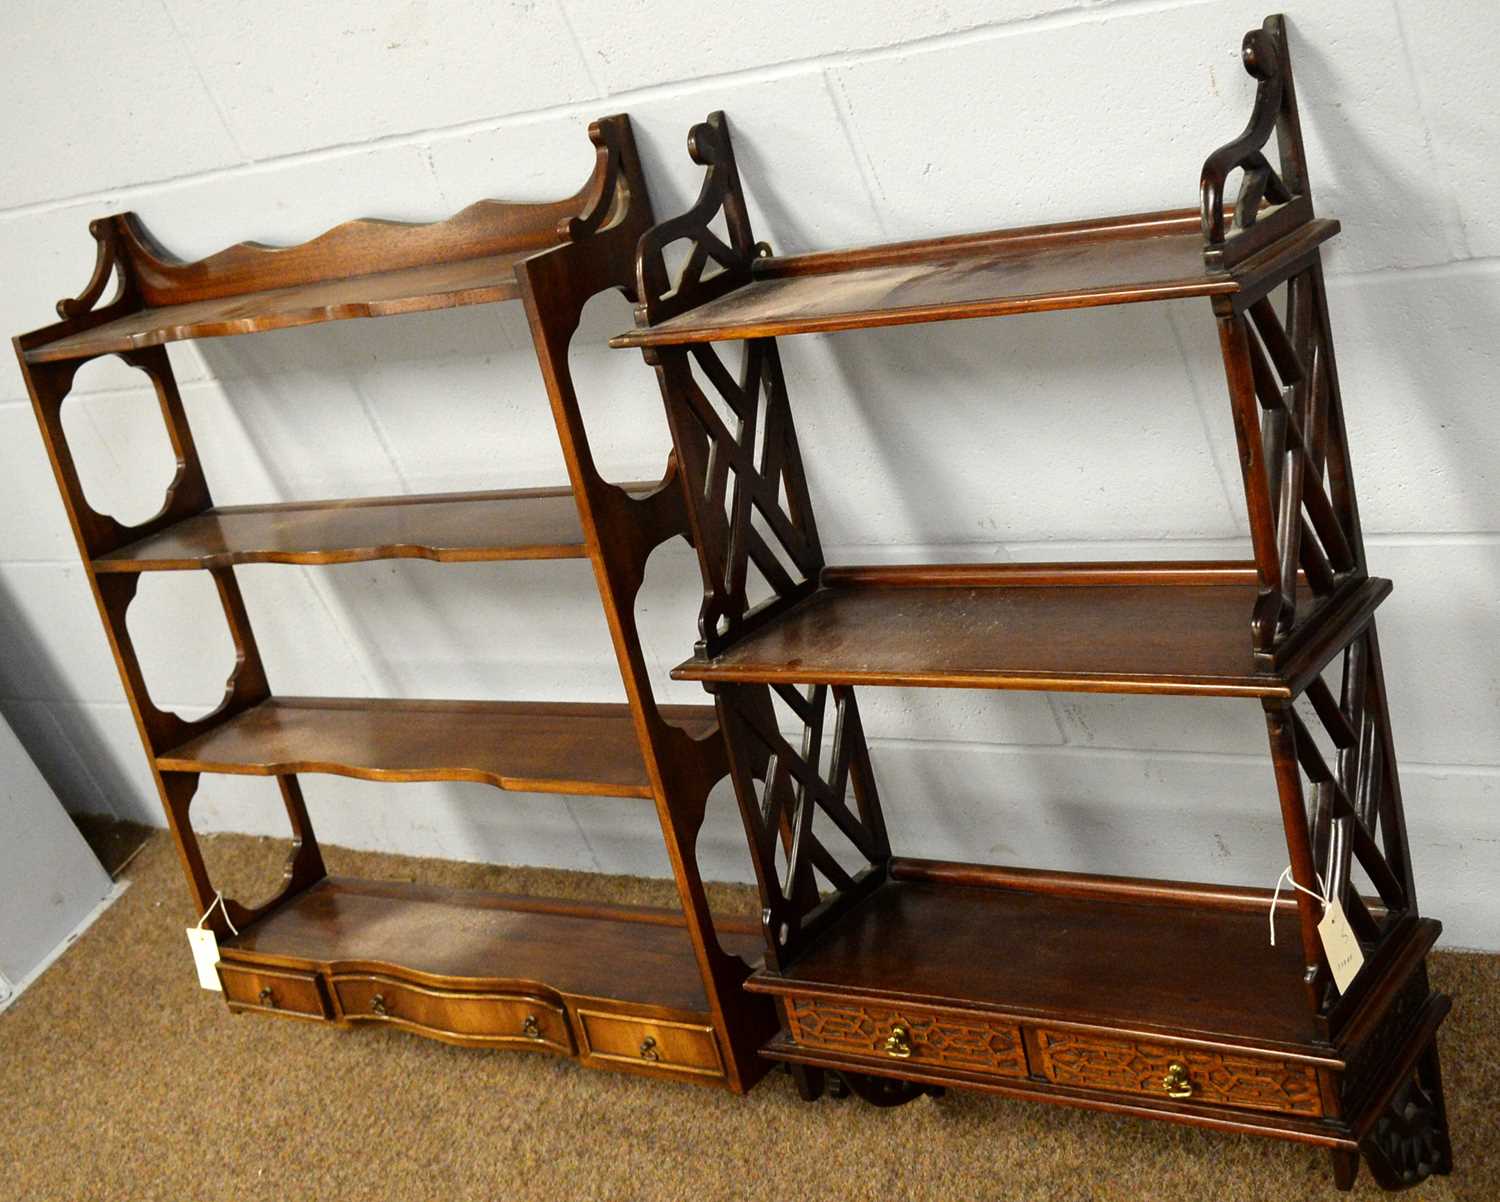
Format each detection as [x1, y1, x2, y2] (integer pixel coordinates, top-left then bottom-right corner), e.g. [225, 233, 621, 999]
[1200, 14, 1314, 268]
[634, 111, 766, 331]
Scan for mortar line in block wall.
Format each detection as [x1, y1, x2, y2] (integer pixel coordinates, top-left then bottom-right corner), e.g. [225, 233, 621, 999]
[0, 0, 1265, 222]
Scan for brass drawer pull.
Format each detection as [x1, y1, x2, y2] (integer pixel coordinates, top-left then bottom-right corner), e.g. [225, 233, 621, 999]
[639, 1036, 660, 1062]
[882, 1024, 914, 1060]
[258, 986, 275, 1009]
[370, 993, 390, 1017]
[522, 1014, 542, 1040]
[1162, 1062, 1193, 1099]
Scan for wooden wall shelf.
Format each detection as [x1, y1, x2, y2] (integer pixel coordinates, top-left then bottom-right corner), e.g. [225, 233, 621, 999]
[611, 212, 1338, 349]
[16, 115, 777, 1094]
[154, 697, 713, 799]
[621, 16, 1454, 1191]
[673, 568, 1391, 699]
[92, 483, 657, 572]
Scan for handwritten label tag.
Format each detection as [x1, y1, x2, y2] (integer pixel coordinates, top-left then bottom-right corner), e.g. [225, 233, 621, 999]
[186, 926, 223, 991]
[1318, 897, 1365, 993]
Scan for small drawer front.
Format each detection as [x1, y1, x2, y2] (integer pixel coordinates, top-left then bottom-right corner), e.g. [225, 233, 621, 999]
[576, 1009, 724, 1080]
[331, 975, 572, 1053]
[786, 996, 1027, 1079]
[219, 963, 329, 1020]
[1031, 1028, 1323, 1116]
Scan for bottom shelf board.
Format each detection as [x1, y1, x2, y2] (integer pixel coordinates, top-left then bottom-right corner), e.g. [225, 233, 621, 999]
[156, 696, 717, 799]
[748, 874, 1323, 1052]
[223, 876, 762, 1013]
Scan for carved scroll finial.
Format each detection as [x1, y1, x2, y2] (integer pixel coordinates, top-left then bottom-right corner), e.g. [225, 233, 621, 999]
[558, 114, 637, 244]
[633, 111, 758, 328]
[56, 217, 128, 319]
[1200, 14, 1312, 267]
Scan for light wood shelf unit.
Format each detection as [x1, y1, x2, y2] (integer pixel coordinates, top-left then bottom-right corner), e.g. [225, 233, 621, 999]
[618, 17, 1452, 1190]
[15, 115, 775, 1092]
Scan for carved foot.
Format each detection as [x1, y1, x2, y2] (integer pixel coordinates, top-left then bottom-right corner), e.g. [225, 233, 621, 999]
[1360, 1042, 1453, 1191]
[789, 1063, 826, 1101]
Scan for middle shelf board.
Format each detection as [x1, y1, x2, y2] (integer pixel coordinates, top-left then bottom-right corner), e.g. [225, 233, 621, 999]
[94, 482, 657, 573]
[673, 566, 1391, 699]
[156, 696, 715, 799]
[225, 876, 763, 1012]
[612, 209, 1339, 349]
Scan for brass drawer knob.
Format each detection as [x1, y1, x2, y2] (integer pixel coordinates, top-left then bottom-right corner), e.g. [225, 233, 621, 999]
[522, 1014, 542, 1040]
[258, 986, 275, 1009]
[1162, 1062, 1193, 1099]
[882, 1024, 914, 1060]
[639, 1036, 660, 1062]
[370, 993, 390, 1017]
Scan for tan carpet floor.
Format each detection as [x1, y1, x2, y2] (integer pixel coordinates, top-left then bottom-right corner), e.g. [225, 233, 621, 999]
[3, 829, 1496, 1201]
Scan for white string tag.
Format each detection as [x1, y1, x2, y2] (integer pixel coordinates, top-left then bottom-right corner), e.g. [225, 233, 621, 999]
[185, 892, 237, 992]
[1267, 866, 1364, 994]
[1318, 898, 1365, 993]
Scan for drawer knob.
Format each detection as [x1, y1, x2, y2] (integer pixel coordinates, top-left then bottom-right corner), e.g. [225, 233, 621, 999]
[522, 1014, 542, 1040]
[1162, 1062, 1193, 1099]
[258, 986, 275, 1009]
[639, 1036, 660, 1062]
[882, 1024, 914, 1060]
[371, 993, 390, 1017]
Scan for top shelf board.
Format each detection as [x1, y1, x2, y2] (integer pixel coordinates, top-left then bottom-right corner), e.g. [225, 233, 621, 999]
[612, 210, 1339, 349]
[25, 253, 529, 363]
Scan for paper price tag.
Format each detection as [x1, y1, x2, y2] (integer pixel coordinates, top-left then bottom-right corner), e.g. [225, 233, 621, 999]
[186, 926, 224, 991]
[1318, 897, 1365, 994]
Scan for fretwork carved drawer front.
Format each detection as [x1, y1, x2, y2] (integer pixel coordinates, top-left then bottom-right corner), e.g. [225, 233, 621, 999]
[1031, 1028, 1323, 1116]
[787, 996, 1027, 1079]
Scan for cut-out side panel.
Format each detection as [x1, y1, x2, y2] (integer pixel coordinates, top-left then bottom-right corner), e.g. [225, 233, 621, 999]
[195, 775, 325, 913]
[124, 570, 241, 720]
[58, 355, 183, 528]
[568, 289, 676, 487]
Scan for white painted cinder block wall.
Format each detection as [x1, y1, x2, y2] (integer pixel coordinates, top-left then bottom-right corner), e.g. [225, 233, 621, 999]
[2, 2, 1497, 947]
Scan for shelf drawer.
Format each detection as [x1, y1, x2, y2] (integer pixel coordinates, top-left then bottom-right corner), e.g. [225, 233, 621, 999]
[219, 963, 329, 1020]
[1030, 1027, 1323, 1116]
[786, 995, 1027, 1079]
[330, 974, 573, 1053]
[576, 1008, 724, 1081]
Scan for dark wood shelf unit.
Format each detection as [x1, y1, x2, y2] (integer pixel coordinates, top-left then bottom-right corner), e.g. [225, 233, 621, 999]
[92, 482, 657, 572]
[16, 115, 777, 1092]
[620, 16, 1453, 1190]
[612, 210, 1338, 349]
[154, 697, 714, 799]
[673, 564, 1391, 699]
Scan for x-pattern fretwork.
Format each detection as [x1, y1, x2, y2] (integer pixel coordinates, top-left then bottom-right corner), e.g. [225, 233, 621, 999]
[1230, 264, 1365, 653]
[718, 682, 889, 970]
[666, 337, 823, 653]
[1270, 624, 1414, 1005]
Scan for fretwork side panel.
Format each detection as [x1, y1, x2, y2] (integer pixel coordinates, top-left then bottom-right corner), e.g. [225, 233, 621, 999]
[627, 113, 891, 971]
[1201, 16, 1368, 665]
[1262, 621, 1416, 1014]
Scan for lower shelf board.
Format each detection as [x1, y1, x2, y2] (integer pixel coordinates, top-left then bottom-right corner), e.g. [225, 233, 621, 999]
[156, 696, 716, 799]
[216, 876, 765, 1086]
[746, 870, 1447, 1141]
